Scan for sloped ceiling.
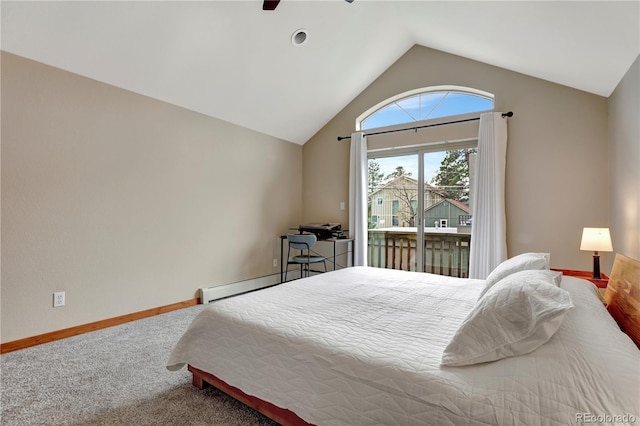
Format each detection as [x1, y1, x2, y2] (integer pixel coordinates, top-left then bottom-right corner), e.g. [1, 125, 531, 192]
[2, 1, 638, 145]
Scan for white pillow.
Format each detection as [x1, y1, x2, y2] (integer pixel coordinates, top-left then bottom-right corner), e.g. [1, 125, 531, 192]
[484, 269, 562, 292]
[541, 269, 562, 287]
[441, 270, 573, 367]
[479, 252, 550, 298]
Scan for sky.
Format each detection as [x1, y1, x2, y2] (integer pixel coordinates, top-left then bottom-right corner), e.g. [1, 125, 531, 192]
[365, 90, 486, 187]
[369, 152, 446, 184]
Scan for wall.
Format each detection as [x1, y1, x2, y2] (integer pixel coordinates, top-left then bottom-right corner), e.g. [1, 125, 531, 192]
[303, 45, 609, 272]
[608, 55, 640, 266]
[1, 52, 302, 343]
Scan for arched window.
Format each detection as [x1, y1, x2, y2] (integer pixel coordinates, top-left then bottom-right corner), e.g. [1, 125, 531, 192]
[359, 86, 495, 275]
[358, 86, 494, 131]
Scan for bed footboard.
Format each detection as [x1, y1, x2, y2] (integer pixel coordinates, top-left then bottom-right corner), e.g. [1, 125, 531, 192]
[188, 365, 312, 426]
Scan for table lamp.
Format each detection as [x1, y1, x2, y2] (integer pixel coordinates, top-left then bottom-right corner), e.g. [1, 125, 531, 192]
[580, 227, 613, 279]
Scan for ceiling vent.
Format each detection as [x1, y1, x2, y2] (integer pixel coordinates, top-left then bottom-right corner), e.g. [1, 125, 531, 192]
[291, 29, 308, 46]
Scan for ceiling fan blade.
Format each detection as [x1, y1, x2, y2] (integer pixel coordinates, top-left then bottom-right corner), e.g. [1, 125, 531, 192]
[263, 0, 280, 10]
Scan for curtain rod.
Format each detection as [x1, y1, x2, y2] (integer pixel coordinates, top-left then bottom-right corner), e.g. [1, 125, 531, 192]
[336, 111, 514, 141]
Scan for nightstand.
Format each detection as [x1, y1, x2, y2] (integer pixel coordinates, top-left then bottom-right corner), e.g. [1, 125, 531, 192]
[551, 268, 609, 288]
[551, 268, 609, 304]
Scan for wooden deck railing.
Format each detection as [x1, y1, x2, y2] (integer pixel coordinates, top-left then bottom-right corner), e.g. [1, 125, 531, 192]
[368, 229, 471, 277]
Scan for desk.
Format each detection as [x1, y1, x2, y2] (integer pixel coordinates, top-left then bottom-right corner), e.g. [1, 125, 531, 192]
[280, 235, 353, 283]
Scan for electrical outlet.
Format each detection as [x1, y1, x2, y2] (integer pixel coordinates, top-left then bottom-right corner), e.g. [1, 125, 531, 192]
[273, 258, 278, 267]
[53, 291, 65, 308]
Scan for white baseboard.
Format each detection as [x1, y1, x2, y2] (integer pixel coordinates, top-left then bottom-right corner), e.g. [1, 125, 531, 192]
[199, 271, 300, 304]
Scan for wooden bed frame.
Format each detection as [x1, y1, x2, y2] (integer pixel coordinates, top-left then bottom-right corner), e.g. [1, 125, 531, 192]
[604, 253, 640, 348]
[188, 365, 312, 426]
[189, 254, 640, 425]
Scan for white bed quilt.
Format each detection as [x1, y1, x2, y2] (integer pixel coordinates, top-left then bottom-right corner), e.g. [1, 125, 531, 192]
[167, 267, 640, 425]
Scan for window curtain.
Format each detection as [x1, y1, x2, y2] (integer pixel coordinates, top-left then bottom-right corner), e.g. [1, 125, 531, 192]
[349, 132, 368, 266]
[469, 112, 508, 279]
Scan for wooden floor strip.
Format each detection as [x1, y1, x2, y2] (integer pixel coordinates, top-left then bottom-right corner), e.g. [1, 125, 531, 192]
[0, 298, 199, 354]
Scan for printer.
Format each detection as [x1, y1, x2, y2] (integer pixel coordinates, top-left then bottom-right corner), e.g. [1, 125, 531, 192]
[298, 223, 345, 239]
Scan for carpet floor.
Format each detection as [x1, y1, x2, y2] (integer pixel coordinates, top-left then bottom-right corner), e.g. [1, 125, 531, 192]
[1, 304, 279, 425]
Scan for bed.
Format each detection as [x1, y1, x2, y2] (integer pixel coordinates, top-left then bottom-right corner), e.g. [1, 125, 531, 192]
[167, 253, 640, 425]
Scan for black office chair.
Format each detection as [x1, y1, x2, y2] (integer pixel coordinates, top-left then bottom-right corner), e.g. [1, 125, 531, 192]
[284, 234, 327, 282]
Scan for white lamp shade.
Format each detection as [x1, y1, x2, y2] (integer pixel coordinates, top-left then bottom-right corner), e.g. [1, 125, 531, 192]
[580, 228, 613, 252]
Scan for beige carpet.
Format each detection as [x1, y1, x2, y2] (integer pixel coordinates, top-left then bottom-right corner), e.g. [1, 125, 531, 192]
[1, 304, 279, 425]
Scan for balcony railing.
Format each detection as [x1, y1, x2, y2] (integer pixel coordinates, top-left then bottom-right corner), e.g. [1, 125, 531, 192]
[368, 229, 471, 277]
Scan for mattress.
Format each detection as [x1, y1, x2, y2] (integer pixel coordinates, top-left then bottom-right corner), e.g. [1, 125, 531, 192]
[167, 266, 640, 425]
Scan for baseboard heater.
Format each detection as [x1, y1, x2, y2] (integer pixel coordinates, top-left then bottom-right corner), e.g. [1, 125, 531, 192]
[199, 272, 298, 304]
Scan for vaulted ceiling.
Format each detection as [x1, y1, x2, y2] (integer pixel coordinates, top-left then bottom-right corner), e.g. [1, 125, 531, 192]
[2, 1, 638, 145]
